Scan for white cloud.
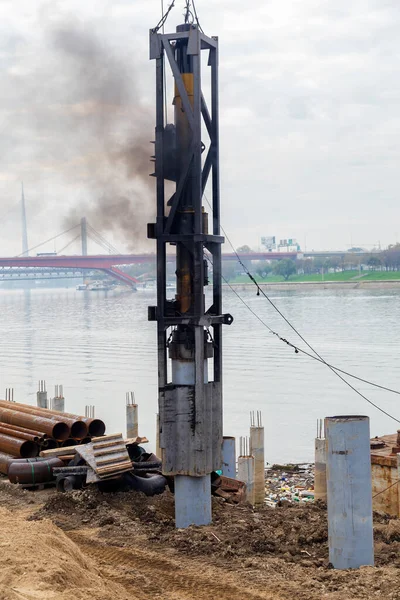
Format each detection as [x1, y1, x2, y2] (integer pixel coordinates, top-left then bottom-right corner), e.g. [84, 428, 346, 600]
[0, 0, 399, 254]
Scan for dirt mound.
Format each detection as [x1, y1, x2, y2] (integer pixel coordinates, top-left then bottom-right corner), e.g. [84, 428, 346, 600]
[0, 506, 129, 600]
[31, 488, 400, 568]
[31, 487, 175, 531]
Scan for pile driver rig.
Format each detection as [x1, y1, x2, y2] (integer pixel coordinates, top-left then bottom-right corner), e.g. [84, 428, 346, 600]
[148, 4, 233, 528]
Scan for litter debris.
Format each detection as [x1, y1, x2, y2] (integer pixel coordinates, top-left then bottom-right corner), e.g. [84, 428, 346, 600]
[264, 463, 314, 507]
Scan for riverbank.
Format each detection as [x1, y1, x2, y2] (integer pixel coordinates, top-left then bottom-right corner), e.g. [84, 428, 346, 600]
[225, 279, 400, 291]
[1, 480, 399, 600]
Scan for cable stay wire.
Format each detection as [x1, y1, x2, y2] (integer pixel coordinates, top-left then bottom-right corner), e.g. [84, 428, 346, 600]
[86, 224, 121, 255]
[87, 225, 120, 253]
[16, 223, 80, 257]
[202, 195, 400, 423]
[204, 252, 400, 397]
[57, 233, 81, 255]
[86, 230, 114, 254]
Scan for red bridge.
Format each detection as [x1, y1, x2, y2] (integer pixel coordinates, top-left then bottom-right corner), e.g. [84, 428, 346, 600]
[0, 251, 297, 270]
[0, 252, 298, 287]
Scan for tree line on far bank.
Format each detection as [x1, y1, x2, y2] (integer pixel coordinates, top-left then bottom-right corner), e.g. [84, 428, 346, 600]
[221, 243, 400, 282]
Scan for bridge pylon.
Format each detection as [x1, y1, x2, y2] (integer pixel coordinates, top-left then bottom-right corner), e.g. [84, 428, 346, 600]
[80, 217, 88, 256]
[21, 182, 29, 257]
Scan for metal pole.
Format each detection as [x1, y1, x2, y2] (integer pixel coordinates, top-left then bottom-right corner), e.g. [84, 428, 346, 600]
[221, 436, 236, 478]
[326, 415, 374, 569]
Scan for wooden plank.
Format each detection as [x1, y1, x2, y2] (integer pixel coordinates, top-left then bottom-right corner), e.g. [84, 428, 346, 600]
[97, 462, 132, 471]
[40, 446, 78, 458]
[94, 442, 125, 450]
[92, 434, 122, 443]
[96, 454, 130, 466]
[97, 462, 132, 474]
[93, 445, 126, 457]
[126, 437, 149, 445]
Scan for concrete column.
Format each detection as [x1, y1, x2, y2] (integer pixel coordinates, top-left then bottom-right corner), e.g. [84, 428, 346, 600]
[250, 411, 265, 505]
[37, 380, 47, 409]
[52, 396, 65, 412]
[126, 392, 138, 439]
[175, 475, 211, 529]
[238, 436, 255, 505]
[52, 385, 65, 412]
[326, 415, 374, 569]
[85, 405, 95, 418]
[5, 388, 14, 402]
[171, 353, 211, 529]
[314, 437, 327, 502]
[222, 436, 236, 478]
[238, 456, 255, 506]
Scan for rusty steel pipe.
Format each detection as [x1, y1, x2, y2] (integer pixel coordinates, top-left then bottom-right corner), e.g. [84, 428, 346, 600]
[28, 406, 104, 437]
[45, 438, 59, 450]
[0, 425, 40, 442]
[0, 433, 39, 458]
[8, 401, 106, 437]
[0, 406, 69, 441]
[61, 438, 76, 447]
[0, 451, 14, 475]
[0, 400, 88, 439]
[8, 457, 64, 485]
[80, 436, 92, 445]
[0, 422, 48, 439]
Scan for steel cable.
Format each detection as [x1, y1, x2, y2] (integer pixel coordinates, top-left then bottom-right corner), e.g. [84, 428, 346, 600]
[202, 197, 400, 423]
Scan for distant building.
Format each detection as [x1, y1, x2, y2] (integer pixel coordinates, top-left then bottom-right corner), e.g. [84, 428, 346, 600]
[261, 236, 301, 252]
[277, 238, 301, 252]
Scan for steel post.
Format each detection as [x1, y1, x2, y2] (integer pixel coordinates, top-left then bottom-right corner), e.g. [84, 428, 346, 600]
[326, 415, 374, 569]
[222, 436, 236, 478]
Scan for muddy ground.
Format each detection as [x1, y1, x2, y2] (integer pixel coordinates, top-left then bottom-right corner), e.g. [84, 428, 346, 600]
[1, 481, 400, 599]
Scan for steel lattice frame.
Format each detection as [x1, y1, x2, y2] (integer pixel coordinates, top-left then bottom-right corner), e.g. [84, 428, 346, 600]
[149, 25, 233, 476]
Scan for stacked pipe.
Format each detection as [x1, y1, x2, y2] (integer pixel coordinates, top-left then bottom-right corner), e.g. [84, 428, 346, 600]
[0, 400, 106, 474]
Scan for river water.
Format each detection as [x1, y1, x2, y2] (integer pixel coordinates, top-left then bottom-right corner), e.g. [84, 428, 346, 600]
[0, 286, 399, 464]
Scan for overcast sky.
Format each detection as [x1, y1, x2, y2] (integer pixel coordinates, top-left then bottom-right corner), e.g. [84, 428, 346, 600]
[1, 0, 399, 254]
